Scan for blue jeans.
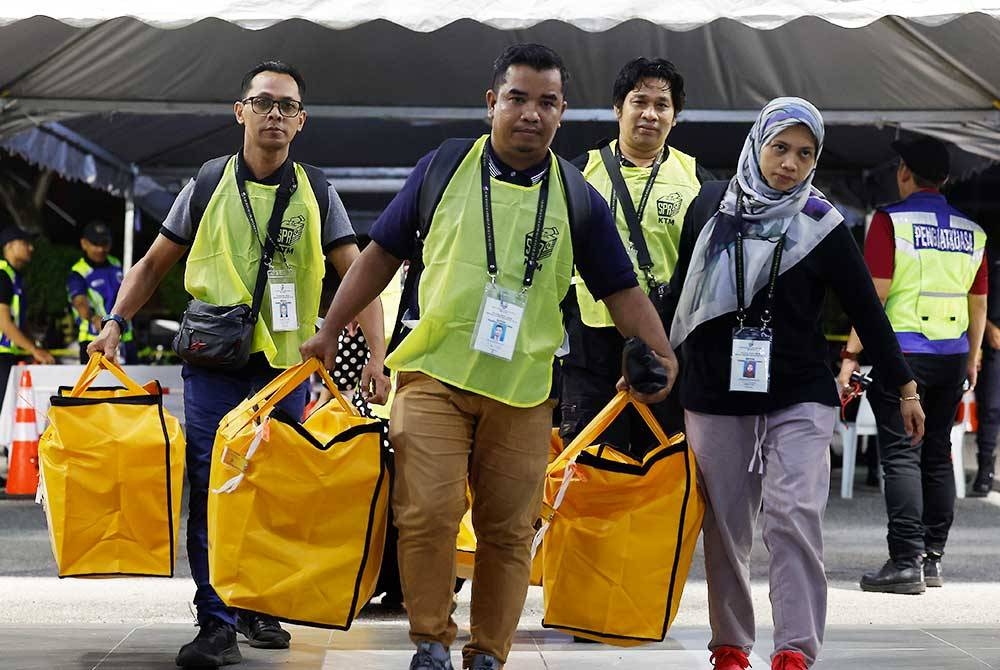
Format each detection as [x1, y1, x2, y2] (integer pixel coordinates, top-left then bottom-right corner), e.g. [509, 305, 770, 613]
[182, 362, 308, 625]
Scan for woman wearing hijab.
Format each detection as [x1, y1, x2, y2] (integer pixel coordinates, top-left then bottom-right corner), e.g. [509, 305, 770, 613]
[664, 98, 925, 670]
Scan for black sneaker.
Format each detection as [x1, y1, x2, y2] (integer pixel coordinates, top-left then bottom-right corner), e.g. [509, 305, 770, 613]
[970, 468, 994, 497]
[924, 551, 943, 587]
[860, 558, 925, 594]
[176, 617, 242, 667]
[410, 641, 453, 670]
[235, 610, 291, 649]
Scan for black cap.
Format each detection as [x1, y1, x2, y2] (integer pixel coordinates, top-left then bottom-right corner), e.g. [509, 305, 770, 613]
[892, 136, 950, 184]
[0, 226, 35, 247]
[81, 221, 113, 245]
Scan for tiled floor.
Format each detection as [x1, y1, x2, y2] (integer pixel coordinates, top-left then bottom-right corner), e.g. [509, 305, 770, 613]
[4, 623, 1000, 669]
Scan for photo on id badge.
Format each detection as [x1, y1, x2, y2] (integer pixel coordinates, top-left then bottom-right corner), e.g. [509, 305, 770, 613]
[472, 284, 523, 361]
[730, 327, 771, 393]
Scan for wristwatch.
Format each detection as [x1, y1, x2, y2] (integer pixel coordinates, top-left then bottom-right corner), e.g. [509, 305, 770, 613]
[101, 313, 127, 333]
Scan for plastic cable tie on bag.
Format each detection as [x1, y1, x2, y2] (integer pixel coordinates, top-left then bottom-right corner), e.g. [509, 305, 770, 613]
[530, 454, 580, 559]
[214, 420, 269, 494]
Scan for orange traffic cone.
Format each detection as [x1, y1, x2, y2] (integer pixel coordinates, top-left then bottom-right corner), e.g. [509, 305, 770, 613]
[5, 367, 39, 496]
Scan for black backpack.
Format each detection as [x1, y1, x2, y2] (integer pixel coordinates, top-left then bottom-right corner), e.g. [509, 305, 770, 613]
[187, 155, 330, 237]
[387, 138, 592, 354]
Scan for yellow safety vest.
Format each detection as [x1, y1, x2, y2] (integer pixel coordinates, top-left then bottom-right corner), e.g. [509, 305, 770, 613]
[185, 157, 325, 368]
[386, 135, 574, 407]
[69, 256, 133, 343]
[576, 140, 699, 327]
[884, 207, 986, 342]
[0, 260, 21, 354]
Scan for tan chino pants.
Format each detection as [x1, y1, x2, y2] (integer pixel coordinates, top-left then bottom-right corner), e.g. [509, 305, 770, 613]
[389, 371, 553, 666]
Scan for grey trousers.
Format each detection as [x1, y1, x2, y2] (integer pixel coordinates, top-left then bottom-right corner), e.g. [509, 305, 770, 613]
[685, 402, 836, 667]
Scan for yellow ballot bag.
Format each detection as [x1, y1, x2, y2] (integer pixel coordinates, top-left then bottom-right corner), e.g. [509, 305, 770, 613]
[208, 358, 388, 629]
[534, 391, 704, 645]
[38, 354, 185, 578]
[454, 429, 563, 584]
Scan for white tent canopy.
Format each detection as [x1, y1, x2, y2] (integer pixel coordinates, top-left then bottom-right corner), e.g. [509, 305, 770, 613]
[1, 3, 998, 178]
[4, 1, 1000, 31]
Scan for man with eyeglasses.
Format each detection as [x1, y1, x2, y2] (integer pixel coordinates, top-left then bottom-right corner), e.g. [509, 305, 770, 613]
[89, 60, 390, 668]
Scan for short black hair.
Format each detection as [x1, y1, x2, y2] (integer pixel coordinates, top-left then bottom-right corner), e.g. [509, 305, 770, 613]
[612, 57, 686, 114]
[240, 60, 306, 100]
[491, 44, 569, 95]
[905, 163, 947, 189]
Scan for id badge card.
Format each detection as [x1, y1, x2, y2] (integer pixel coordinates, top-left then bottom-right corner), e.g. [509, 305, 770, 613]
[730, 327, 772, 393]
[471, 283, 526, 361]
[267, 267, 298, 332]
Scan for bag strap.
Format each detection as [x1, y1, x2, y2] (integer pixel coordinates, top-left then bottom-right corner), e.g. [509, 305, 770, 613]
[299, 162, 331, 224]
[599, 145, 653, 270]
[238, 358, 354, 429]
[71, 353, 147, 397]
[557, 154, 592, 229]
[545, 391, 679, 476]
[387, 138, 477, 356]
[188, 155, 231, 239]
[247, 162, 296, 324]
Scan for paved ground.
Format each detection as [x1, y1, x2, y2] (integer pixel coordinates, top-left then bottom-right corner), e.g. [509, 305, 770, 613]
[1, 438, 998, 668]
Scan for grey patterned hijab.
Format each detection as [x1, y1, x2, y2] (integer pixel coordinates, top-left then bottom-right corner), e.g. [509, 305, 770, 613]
[670, 97, 845, 348]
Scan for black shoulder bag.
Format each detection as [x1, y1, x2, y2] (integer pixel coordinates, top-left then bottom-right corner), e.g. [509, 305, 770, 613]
[173, 160, 297, 370]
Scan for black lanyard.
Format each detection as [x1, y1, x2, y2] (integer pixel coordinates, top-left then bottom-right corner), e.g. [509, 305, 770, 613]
[480, 147, 551, 289]
[234, 155, 297, 265]
[609, 146, 663, 230]
[598, 144, 663, 285]
[734, 202, 786, 329]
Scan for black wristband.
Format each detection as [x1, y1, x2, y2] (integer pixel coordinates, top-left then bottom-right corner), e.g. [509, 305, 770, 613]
[101, 313, 127, 333]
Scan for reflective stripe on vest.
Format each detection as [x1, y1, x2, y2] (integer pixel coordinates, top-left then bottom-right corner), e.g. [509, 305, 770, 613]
[0, 260, 22, 354]
[184, 157, 325, 368]
[385, 135, 574, 407]
[884, 207, 985, 342]
[70, 256, 132, 343]
[576, 141, 699, 328]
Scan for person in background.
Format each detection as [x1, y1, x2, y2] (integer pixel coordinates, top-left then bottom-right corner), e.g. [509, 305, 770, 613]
[665, 98, 923, 670]
[67, 220, 136, 364]
[561, 56, 708, 457]
[0, 225, 55, 405]
[841, 136, 986, 594]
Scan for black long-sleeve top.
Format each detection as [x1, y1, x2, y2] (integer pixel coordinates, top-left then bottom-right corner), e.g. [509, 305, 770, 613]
[664, 181, 913, 416]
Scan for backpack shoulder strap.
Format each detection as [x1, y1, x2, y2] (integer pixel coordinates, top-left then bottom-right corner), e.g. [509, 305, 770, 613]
[298, 162, 331, 225]
[417, 138, 478, 242]
[386, 138, 477, 357]
[188, 155, 232, 238]
[556, 154, 592, 231]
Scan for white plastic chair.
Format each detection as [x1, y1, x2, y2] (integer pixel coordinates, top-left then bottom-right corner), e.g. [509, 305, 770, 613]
[950, 390, 975, 500]
[839, 389, 879, 499]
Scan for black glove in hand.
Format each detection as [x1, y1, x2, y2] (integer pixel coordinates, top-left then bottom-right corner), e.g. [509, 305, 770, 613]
[621, 336, 668, 396]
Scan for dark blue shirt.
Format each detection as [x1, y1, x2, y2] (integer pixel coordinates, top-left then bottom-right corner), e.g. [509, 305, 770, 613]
[369, 141, 637, 303]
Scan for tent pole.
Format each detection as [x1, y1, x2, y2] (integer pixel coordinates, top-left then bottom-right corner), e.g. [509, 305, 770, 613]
[123, 194, 134, 273]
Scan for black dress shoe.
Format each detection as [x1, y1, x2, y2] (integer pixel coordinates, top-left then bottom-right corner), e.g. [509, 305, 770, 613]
[860, 558, 925, 594]
[235, 610, 291, 649]
[176, 617, 242, 667]
[924, 551, 943, 587]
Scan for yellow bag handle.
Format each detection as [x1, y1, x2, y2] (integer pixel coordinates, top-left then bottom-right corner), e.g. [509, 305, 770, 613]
[70, 353, 148, 397]
[545, 391, 678, 477]
[241, 357, 352, 427]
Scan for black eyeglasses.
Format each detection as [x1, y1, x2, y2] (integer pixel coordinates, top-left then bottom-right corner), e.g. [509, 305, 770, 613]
[241, 95, 304, 118]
